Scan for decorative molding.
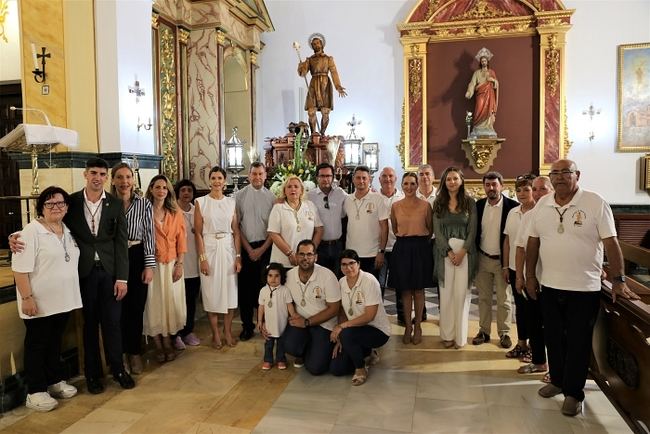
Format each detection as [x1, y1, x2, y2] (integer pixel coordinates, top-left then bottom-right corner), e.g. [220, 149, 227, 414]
[562, 97, 572, 157]
[215, 29, 226, 46]
[398, 100, 406, 170]
[249, 50, 258, 65]
[461, 138, 505, 174]
[159, 24, 179, 182]
[451, 0, 513, 21]
[151, 12, 159, 29]
[178, 28, 190, 45]
[424, 0, 439, 21]
[545, 34, 559, 97]
[9, 152, 162, 170]
[409, 58, 422, 100]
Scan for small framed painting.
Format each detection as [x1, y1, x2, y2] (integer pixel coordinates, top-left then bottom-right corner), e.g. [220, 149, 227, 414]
[617, 42, 650, 152]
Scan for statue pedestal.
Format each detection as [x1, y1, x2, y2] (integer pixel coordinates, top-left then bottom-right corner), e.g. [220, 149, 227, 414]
[461, 137, 505, 174]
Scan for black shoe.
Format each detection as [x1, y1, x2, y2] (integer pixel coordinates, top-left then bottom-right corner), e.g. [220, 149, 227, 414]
[500, 334, 512, 349]
[113, 371, 135, 390]
[86, 377, 104, 394]
[397, 317, 406, 327]
[239, 329, 254, 341]
[472, 331, 490, 345]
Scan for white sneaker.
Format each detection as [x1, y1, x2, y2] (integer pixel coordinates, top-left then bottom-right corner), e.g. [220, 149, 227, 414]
[47, 381, 78, 399]
[26, 392, 58, 412]
[174, 336, 186, 351]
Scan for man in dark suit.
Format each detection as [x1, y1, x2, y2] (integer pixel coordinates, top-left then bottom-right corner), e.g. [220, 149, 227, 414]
[472, 171, 518, 348]
[64, 158, 134, 393]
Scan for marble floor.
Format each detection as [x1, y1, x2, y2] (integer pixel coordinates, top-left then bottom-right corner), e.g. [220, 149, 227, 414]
[0, 303, 633, 434]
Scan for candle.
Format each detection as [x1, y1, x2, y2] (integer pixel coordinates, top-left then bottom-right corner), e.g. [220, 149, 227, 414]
[31, 43, 39, 71]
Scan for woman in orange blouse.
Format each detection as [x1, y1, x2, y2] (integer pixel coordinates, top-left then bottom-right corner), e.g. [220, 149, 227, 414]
[144, 175, 187, 362]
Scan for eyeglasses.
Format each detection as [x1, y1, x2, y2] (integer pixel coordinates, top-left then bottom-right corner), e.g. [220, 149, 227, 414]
[548, 169, 576, 178]
[323, 195, 329, 209]
[297, 252, 315, 258]
[318, 174, 333, 178]
[516, 173, 536, 181]
[340, 261, 357, 268]
[44, 201, 67, 209]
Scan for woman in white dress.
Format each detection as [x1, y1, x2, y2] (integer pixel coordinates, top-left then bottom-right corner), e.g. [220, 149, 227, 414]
[195, 166, 242, 349]
[144, 175, 187, 363]
[268, 175, 323, 268]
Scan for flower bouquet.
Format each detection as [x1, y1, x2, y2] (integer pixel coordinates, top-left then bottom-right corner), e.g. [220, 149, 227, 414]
[269, 125, 316, 197]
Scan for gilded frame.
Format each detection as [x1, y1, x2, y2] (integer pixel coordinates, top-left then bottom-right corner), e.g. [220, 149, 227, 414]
[617, 42, 650, 152]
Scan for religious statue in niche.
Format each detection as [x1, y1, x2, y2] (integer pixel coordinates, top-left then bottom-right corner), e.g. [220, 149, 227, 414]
[295, 33, 347, 136]
[465, 47, 499, 138]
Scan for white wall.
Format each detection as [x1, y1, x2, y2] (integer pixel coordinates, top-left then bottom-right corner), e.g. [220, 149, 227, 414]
[259, 0, 650, 203]
[95, 0, 155, 155]
[0, 0, 21, 82]
[564, 0, 650, 204]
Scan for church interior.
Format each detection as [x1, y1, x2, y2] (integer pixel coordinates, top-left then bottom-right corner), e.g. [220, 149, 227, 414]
[0, 0, 649, 432]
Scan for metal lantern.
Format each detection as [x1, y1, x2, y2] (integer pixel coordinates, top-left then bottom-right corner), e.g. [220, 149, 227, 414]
[224, 127, 245, 190]
[343, 114, 364, 169]
[362, 142, 379, 173]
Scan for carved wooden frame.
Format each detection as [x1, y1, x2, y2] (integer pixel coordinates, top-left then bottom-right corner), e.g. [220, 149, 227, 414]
[398, 0, 573, 174]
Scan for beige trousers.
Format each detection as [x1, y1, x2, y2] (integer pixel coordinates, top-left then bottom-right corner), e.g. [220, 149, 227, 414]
[475, 255, 511, 336]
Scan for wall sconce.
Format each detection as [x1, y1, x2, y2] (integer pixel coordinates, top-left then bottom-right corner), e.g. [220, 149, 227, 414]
[343, 114, 363, 169]
[31, 44, 50, 83]
[582, 103, 601, 142]
[129, 80, 145, 102]
[225, 127, 245, 191]
[137, 116, 152, 131]
[362, 142, 379, 173]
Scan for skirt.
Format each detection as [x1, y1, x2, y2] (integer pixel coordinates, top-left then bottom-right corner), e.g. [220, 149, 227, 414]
[200, 233, 238, 313]
[388, 236, 434, 292]
[143, 261, 187, 336]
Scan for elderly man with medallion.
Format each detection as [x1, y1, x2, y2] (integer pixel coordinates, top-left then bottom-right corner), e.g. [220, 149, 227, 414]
[525, 159, 639, 416]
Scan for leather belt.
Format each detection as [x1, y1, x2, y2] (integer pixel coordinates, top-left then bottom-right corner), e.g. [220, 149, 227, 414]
[128, 240, 142, 248]
[209, 233, 228, 239]
[479, 249, 500, 260]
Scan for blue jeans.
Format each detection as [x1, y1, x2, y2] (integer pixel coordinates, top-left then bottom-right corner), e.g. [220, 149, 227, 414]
[264, 336, 286, 363]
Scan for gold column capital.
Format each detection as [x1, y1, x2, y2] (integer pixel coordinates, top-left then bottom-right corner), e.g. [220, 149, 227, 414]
[215, 29, 226, 46]
[151, 12, 159, 29]
[178, 28, 190, 45]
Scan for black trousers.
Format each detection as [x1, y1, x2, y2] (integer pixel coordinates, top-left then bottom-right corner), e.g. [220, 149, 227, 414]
[80, 265, 124, 378]
[316, 240, 343, 277]
[264, 336, 286, 363]
[121, 244, 148, 355]
[509, 269, 528, 341]
[283, 324, 333, 375]
[238, 240, 271, 332]
[179, 277, 201, 337]
[330, 326, 389, 375]
[23, 312, 70, 393]
[527, 291, 546, 365]
[541, 286, 600, 401]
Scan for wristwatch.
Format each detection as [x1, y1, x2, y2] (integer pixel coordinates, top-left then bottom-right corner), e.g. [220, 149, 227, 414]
[304, 318, 311, 327]
[613, 275, 626, 283]
[378, 249, 385, 254]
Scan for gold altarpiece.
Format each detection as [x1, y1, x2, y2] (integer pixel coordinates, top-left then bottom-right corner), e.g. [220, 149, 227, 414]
[151, 0, 273, 187]
[398, 0, 573, 194]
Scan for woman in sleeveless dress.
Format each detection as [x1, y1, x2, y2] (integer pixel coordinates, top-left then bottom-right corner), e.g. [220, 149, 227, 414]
[195, 166, 242, 348]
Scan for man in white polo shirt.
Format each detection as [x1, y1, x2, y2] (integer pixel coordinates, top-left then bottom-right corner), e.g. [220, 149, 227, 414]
[416, 164, 437, 206]
[344, 166, 389, 283]
[525, 159, 639, 417]
[283, 239, 341, 375]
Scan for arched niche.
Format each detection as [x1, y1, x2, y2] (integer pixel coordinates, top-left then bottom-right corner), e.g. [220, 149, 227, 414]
[223, 46, 253, 170]
[398, 0, 573, 187]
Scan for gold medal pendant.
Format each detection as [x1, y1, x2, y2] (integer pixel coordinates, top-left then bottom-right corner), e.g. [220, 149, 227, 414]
[300, 299, 306, 307]
[296, 224, 301, 232]
[557, 223, 564, 234]
[348, 308, 354, 316]
[268, 300, 273, 308]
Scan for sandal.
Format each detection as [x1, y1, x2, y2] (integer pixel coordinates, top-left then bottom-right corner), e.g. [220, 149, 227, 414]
[412, 327, 422, 345]
[506, 344, 528, 359]
[155, 349, 166, 363]
[542, 372, 551, 383]
[517, 363, 547, 374]
[351, 369, 368, 386]
[165, 350, 176, 362]
[521, 349, 533, 363]
[211, 340, 223, 350]
[442, 340, 455, 349]
[403, 328, 412, 344]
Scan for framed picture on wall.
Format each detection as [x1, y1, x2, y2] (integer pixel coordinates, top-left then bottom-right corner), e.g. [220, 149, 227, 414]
[617, 42, 650, 152]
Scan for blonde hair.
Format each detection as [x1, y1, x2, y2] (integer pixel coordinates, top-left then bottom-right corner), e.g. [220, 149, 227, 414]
[280, 175, 305, 201]
[146, 174, 178, 213]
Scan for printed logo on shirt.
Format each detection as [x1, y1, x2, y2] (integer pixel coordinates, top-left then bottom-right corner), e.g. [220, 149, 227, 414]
[313, 286, 322, 299]
[573, 210, 586, 227]
[366, 202, 375, 214]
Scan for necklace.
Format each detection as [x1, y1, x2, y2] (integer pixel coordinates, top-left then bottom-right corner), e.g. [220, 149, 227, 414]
[288, 201, 302, 232]
[83, 199, 102, 235]
[554, 207, 569, 233]
[353, 197, 365, 220]
[346, 275, 362, 316]
[297, 276, 312, 307]
[41, 219, 70, 262]
[267, 285, 278, 308]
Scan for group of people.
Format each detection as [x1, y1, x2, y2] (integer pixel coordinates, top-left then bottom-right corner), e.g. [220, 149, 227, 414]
[11, 156, 638, 418]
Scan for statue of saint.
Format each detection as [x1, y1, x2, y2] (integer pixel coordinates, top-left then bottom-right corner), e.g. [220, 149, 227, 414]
[297, 33, 347, 136]
[465, 47, 499, 138]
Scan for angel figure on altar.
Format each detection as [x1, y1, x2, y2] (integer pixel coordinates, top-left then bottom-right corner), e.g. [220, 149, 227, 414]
[297, 33, 347, 136]
[465, 47, 499, 138]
